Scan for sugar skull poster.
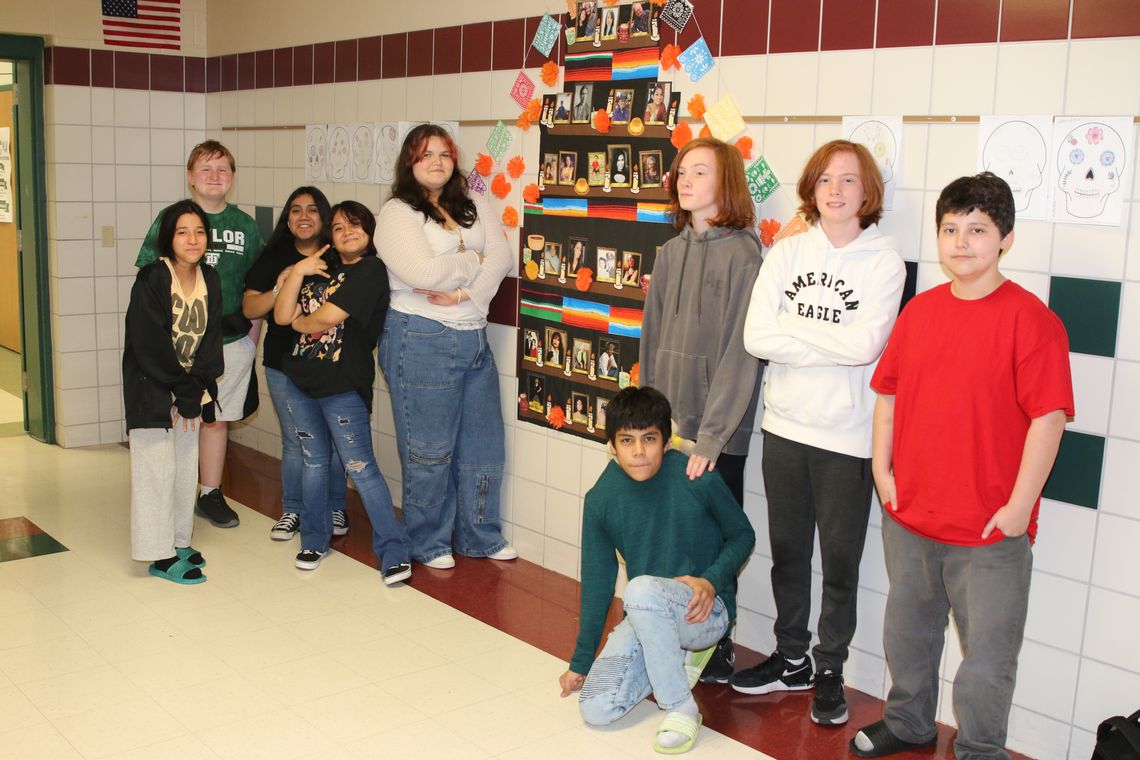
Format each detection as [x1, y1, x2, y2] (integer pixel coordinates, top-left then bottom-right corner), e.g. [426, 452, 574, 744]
[843, 116, 902, 210]
[977, 116, 1051, 220]
[1049, 116, 1131, 226]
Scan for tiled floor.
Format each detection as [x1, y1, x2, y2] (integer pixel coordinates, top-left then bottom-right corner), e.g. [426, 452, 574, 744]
[1, 434, 1030, 760]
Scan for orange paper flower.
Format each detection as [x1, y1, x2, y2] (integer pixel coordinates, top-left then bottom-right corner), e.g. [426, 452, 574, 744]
[592, 108, 611, 133]
[474, 153, 493, 176]
[759, 218, 782, 248]
[686, 93, 706, 119]
[541, 60, 559, 87]
[671, 121, 693, 149]
[507, 155, 526, 179]
[522, 183, 540, 203]
[526, 98, 542, 122]
[575, 267, 594, 292]
[735, 136, 753, 160]
[516, 112, 532, 131]
[649, 0, 665, 6]
[548, 405, 567, 429]
[630, 362, 640, 387]
[661, 44, 681, 71]
[602, 0, 619, 5]
[699, 124, 712, 138]
[501, 206, 519, 228]
[491, 173, 511, 199]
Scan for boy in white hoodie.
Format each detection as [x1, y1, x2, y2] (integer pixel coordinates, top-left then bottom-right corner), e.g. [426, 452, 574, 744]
[735, 140, 906, 726]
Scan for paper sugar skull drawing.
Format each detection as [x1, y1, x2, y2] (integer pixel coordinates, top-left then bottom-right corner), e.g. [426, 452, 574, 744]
[327, 125, 350, 182]
[848, 120, 896, 183]
[983, 121, 1047, 212]
[1057, 121, 1125, 218]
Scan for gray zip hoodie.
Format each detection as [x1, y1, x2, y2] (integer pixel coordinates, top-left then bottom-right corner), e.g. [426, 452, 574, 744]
[640, 225, 764, 461]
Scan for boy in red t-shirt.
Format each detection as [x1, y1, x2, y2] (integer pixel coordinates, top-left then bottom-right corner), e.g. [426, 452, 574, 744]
[851, 173, 1073, 759]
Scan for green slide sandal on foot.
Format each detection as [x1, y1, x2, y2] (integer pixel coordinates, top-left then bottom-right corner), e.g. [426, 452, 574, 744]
[685, 644, 717, 688]
[654, 711, 702, 755]
[149, 557, 206, 584]
[175, 546, 205, 568]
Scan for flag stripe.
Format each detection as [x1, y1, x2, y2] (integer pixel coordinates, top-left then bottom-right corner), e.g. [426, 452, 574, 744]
[103, 26, 181, 41]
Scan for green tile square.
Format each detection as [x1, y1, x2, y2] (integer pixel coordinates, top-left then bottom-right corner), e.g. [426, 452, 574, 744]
[255, 205, 275, 244]
[1048, 276, 1121, 358]
[0, 533, 69, 562]
[1042, 430, 1105, 509]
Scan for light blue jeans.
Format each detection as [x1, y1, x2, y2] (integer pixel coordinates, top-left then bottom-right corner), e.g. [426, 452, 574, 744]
[579, 576, 729, 724]
[378, 310, 508, 563]
[284, 380, 411, 569]
[264, 367, 347, 517]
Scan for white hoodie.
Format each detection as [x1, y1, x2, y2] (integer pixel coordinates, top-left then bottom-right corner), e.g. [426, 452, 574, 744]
[743, 223, 906, 458]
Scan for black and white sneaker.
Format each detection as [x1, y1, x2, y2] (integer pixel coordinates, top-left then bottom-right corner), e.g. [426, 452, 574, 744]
[295, 549, 327, 570]
[698, 634, 736, 684]
[270, 513, 300, 541]
[811, 670, 848, 725]
[382, 562, 412, 586]
[196, 489, 239, 528]
[729, 651, 814, 694]
[332, 509, 349, 537]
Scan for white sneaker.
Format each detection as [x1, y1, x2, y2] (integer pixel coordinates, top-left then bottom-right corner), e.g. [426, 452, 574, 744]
[487, 546, 518, 561]
[423, 554, 456, 569]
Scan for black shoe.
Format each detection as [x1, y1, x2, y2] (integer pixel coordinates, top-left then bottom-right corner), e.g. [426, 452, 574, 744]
[698, 634, 736, 684]
[382, 562, 412, 586]
[811, 670, 848, 725]
[332, 509, 349, 537]
[295, 549, 327, 570]
[196, 489, 239, 528]
[729, 651, 814, 695]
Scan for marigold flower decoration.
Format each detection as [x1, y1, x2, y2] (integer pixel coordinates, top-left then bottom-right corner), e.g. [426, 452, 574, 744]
[661, 44, 681, 71]
[474, 153, 493, 176]
[491, 173, 511, 199]
[547, 405, 567, 429]
[522, 183, 541, 204]
[516, 112, 532, 131]
[649, 0, 665, 6]
[735, 136, 753, 160]
[759, 218, 782, 248]
[526, 98, 542, 122]
[541, 60, 559, 87]
[686, 93, 706, 120]
[575, 266, 594, 292]
[699, 124, 712, 139]
[507, 155, 526, 179]
[501, 206, 519, 228]
[670, 121, 693, 149]
[630, 362, 640, 387]
[593, 108, 612, 134]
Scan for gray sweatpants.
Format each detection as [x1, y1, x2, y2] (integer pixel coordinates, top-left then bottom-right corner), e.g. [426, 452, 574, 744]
[881, 512, 1032, 760]
[129, 425, 198, 561]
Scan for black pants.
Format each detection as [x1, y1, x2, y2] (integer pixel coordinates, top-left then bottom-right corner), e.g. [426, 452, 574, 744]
[762, 432, 873, 673]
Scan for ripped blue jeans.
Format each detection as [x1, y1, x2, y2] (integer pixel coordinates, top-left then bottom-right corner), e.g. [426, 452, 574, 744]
[284, 379, 410, 569]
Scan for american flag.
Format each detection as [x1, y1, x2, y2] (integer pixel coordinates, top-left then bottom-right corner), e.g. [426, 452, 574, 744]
[101, 0, 181, 51]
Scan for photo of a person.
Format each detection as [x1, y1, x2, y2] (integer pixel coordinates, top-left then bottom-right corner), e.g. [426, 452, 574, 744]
[573, 84, 594, 122]
[546, 328, 568, 365]
[587, 151, 606, 186]
[544, 242, 563, 274]
[576, 1, 597, 37]
[567, 237, 589, 275]
[611, 90, 633, 123]
[558, 151, 578, 185]
[600, 7, 618, 39]
[554, 93, 572, 124]
[572, 392, 590, 424]
[621, 252, 641, 285]
[630, 2, 649, 35]
[596, 246, 617, 282]
[643, 82, 669, 124]
[595, 397, 609, 429]
[528, 374, 545, 412]
[542, 153, 558, 184]
[597, 340, 620, 380]
[573, 337, 592, 374]
[523, 328, 540, 361]
[608, 145, 632, 186]
[639, 151, 663, 187]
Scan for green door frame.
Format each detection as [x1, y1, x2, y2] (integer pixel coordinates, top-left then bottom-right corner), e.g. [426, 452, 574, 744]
[0, 34, 53, 443]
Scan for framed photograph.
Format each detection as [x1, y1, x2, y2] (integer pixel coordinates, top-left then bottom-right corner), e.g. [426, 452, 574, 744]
[643, 82, 670, 124]
[639, 150, 663, 187]
[528, 374, 545, 413]
[607, 144, 632, 187]
[571, 392, 590, 424]
[595, 246, 617, 283]
[557, 151, 578, 185]
[599, 6, 619, 40]
[553, 92, 572, 124]
[542, 153, 558, 184]
[543, 242, 563, 275]
[610, 89, 634, 123]
[545, 327, 568, 367]
[596, 339, 620, 381]
[621, 251, 642, 286]
[567, 236, 590, 275]
[629, 2, 650, 36]
[596, 395, 610, 430]
[523, 328, 540, 362]
[572, 83, 594, 123]
[587, 151, 606, 186]
[576, 1, 597, 38]
[572, 337, 592, 374]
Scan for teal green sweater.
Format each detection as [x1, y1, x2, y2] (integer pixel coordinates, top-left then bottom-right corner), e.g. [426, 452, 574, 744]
[570, 449, 756, 674]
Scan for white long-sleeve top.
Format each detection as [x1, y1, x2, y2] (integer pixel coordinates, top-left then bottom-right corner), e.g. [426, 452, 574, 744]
[743, 223, 906, 458]
[376, 192, 511, 328]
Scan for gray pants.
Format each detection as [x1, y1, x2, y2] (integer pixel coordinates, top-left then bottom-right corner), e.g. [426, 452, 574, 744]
[881, 513, 1031, 760]
[129, 426, 198, 561]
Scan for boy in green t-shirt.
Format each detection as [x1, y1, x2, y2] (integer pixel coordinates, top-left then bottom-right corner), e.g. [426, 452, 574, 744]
[136, 141, 263, 529]
[558, 386, 755, 754]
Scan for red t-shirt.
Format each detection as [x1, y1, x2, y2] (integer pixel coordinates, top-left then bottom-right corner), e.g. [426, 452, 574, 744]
[871, 281, 1073, 545]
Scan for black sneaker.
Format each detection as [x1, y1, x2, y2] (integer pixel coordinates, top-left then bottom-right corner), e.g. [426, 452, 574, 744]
[295, 549, 327, 570]
[332, 509, 349, 537]
[811, 670, 848, 725]
[382, 562, 412, 586]
[196, 489, 239, 528]
[729, 651, 814, 695]
[698, 634, 736, 684]
[270, 513, 299, 541]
